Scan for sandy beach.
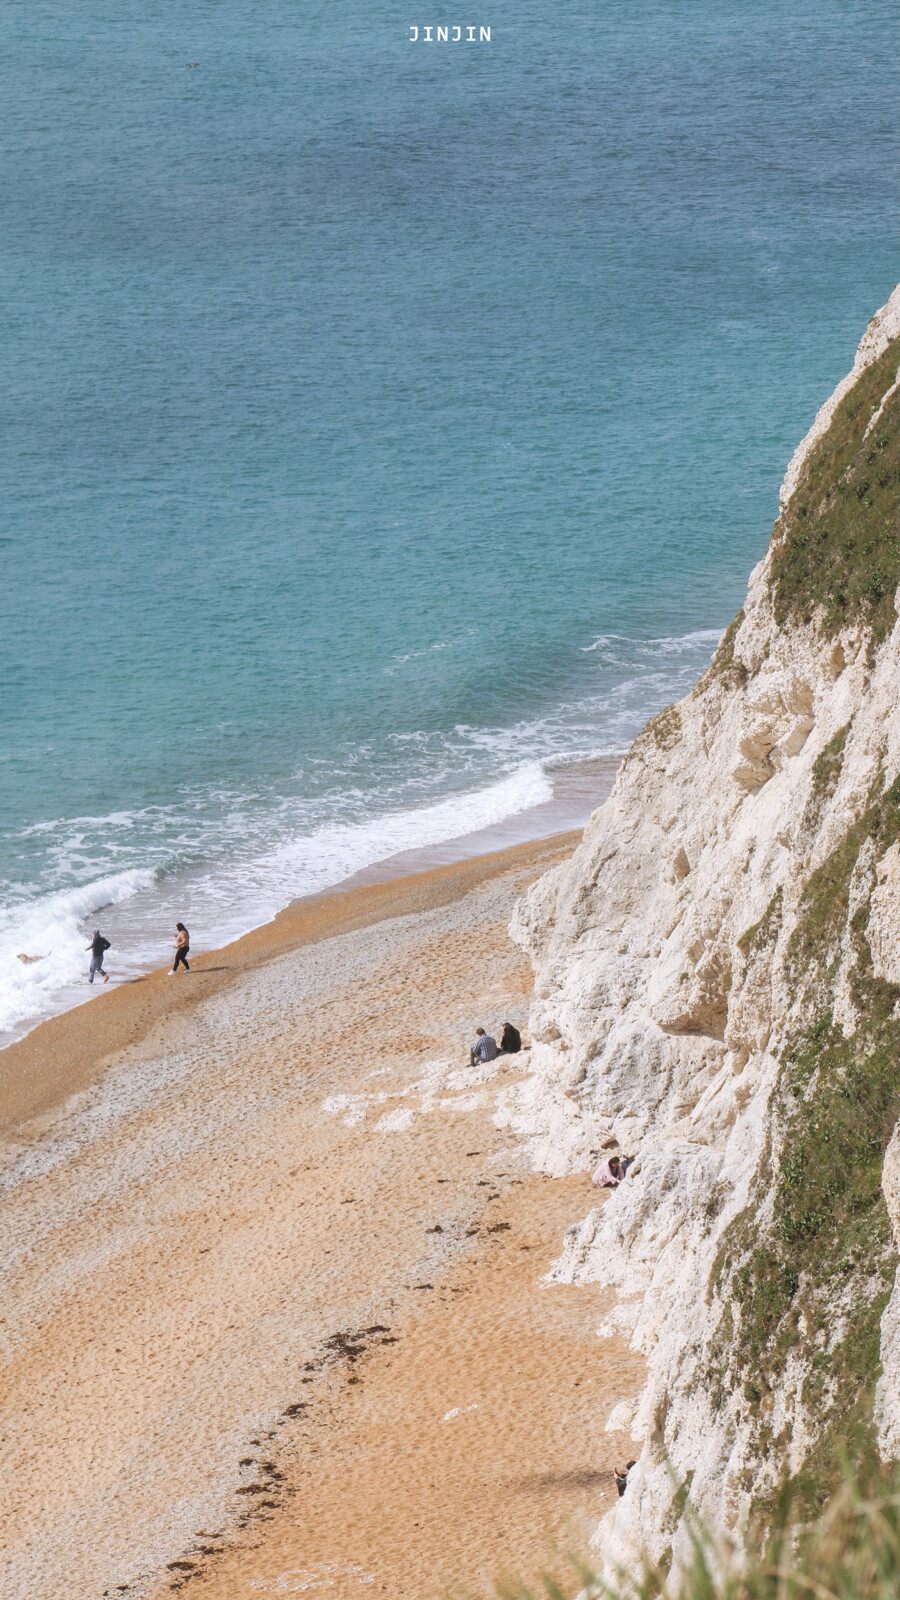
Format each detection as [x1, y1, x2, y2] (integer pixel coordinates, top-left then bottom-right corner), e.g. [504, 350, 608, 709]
[0, 831, 642, 1600]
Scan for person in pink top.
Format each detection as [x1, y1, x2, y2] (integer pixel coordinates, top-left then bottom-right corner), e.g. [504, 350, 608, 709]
[592, 1155, 624, 1188]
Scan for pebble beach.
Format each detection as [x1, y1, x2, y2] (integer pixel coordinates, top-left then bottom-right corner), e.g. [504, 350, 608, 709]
[0, 834, 643, 1600]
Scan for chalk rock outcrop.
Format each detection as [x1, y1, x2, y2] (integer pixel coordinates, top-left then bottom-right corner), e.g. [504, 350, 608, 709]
[504, 285, 900, 1566]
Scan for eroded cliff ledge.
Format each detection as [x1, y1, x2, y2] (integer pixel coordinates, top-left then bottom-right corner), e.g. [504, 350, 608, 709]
[503, 285, 900, 1569]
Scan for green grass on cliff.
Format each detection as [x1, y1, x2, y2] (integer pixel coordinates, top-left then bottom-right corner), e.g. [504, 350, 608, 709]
[702, 336, 899, 684]
[736, 888, 783, 958]
[799, 723, 850, 841]
[705, 340, 900, 1508]
[705, 609, 748, 688]
[707, 774, 900, 1521]
[476, 345, 900, 1600]
[769, 337, 900, 641]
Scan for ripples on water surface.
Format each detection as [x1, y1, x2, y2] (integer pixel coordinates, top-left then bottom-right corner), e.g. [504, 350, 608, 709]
[0, 0, 896, 1036]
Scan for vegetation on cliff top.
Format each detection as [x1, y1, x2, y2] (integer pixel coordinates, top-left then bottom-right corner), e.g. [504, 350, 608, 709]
[769, 337, 900, 641]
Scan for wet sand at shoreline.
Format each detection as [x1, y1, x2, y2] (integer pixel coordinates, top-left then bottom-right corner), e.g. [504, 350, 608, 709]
[0, 831, 642, 1600]
[0, 834, 582, 1134]
[0, 755, 621, 1066]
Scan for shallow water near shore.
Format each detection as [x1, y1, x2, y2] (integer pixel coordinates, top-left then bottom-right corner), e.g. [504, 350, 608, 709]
[0, 0, 896, 1039]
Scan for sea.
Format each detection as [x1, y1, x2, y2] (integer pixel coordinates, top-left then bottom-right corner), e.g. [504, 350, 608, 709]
[0, 0, 896, 1043]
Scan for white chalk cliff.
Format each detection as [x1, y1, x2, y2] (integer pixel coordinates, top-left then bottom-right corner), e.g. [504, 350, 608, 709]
[505, 285, 900, 1566]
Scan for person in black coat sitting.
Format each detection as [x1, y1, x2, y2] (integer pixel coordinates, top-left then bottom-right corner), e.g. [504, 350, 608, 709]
[499, 1022, 521, 1054]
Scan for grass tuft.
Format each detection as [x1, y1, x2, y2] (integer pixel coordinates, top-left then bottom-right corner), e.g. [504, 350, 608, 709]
[707, 772, 900, 1517]
[769, 340, 900, 641]
[645, 705, 683, 752]
[705, 610, 748, 687]
[462, 1473, 900, 1599]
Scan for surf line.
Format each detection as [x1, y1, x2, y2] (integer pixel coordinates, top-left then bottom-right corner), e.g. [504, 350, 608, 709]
[408, 25, 491, 40]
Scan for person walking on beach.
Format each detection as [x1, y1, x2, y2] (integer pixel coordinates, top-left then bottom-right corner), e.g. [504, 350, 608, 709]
[170, 922, 190, 974]
[87, 929, 111, 984]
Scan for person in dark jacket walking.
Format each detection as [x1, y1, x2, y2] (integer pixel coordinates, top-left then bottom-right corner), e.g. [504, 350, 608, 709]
[87, 929, 111, 984]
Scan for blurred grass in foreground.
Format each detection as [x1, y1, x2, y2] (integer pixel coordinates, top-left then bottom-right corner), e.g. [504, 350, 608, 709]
[460, 1475, 900, 1600]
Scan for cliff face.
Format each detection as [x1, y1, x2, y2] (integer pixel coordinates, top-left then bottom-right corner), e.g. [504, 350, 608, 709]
[504, 286, 900, 1567]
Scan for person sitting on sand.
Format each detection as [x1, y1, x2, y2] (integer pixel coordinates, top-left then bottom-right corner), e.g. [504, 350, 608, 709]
[470, 1027, 499, 1066]
[499, 1022, 522, 1054]
[87, 929, 111, 985]
[592, 1154, 624, 1188]
[614, 1460, 636, 1497]
[170, 922, 190, 974]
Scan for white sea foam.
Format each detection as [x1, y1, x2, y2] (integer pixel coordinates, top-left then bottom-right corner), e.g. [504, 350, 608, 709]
[0, 765, 552, 1043]
[0, 867, 157, 1037]
[0, 628, 723, 1045]
[247, 762, 553, 895]
[580, 627, 722, 655]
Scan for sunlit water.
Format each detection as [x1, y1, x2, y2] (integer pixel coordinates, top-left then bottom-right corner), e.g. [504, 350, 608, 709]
[0, 0, 896, 1039]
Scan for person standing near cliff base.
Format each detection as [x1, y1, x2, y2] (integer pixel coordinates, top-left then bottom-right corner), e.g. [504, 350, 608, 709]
[170, 922, 190, 974]
[87, 929, 111, 984]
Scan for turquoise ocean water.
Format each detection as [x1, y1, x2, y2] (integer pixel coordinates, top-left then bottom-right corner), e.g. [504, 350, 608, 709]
[0, 0, 896, 1039]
